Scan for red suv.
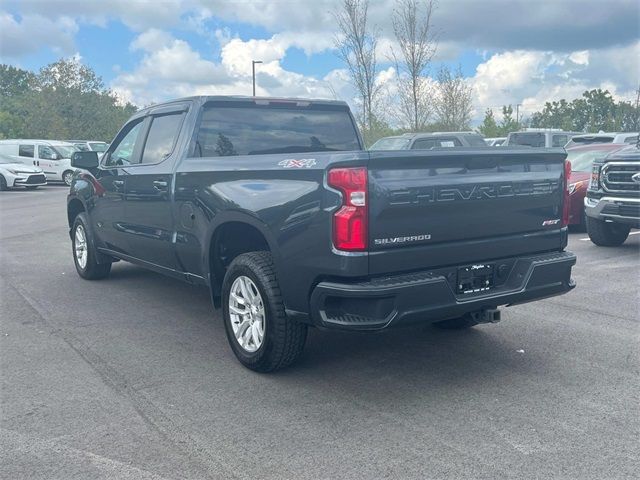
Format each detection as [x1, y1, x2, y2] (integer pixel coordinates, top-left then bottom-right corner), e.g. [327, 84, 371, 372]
[565, 143, 625, 228]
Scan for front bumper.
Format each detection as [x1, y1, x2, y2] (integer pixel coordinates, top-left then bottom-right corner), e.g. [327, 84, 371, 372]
[585, 196, 640, 227]
[12, 173, 47, 187]
[309, 251, 576, 330]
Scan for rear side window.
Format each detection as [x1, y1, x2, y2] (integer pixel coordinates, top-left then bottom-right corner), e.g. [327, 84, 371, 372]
[465, 135, 488, 147]
[552, 134, 568, 147]
[411, 139, 436, 149]
[19, 144, 34, 157]
[194, 103, 360, 157]
[141, 113, 185, 164]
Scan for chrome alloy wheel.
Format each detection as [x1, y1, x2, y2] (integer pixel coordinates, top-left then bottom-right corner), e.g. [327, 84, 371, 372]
[229, 275, 265, 353]
[63, 171, 73, 186]
[74, 224, 88, 269]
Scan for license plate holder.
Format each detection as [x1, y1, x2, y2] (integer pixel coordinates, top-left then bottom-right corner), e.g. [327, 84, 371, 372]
[457, 263, 494, 294]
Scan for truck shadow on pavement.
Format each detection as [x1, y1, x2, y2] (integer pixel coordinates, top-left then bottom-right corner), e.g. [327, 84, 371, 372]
[105, 261, 547, 391]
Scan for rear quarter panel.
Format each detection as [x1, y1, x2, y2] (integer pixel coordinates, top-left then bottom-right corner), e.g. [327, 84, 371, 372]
[173, 151, 370, 313]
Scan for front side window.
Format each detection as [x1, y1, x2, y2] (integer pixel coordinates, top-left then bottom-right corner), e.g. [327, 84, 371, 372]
[105, 120, 144, 166]
[19, 144, 34, 158]
[140, 113, 184, 164]
[38, 145, 58, 160]
[436, 137, 463, 147]
[194, 103, 360, 157]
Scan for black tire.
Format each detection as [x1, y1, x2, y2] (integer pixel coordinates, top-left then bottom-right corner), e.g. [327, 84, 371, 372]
[63, 170, 74, 186]
[434, 315, 479, 330]
[222, 251, 307, 372]
[586, 216, 630, 246]
[0, 175, 7, 191]
[72, 212, 112, 280]
[25, 186, 39, 190]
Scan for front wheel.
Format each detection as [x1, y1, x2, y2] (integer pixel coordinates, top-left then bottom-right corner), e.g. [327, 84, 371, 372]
[586, 216, 630, 246]
[72, 213, 111, 279]
[0, 175, 8, 191]
[222, 251, 307, 372]
[63, 170, 74, 186]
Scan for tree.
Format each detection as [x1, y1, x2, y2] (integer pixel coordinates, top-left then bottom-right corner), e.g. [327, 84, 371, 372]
[0, 59, 137, 141]
[433, 65, 473, 130]
[529, 89, 639, 132]
[334, 0, 380, 132]
[0, 65, 36, 97]
[500, 105, 520, 134]
[477, 109, 500, 137]
[390, 0, 437, 131]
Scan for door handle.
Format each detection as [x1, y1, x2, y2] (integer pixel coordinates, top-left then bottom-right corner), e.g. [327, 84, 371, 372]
[113, 180, 124, 188]
[153, 180, 169, 191]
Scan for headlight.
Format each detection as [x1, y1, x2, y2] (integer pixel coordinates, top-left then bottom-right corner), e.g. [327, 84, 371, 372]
[588, 165, 601, 190]
[568, 181, 586, 195]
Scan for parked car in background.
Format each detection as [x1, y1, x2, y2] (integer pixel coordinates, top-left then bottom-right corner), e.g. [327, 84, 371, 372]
[370, 132, 488, 150]
[69, 140, 109, 153]
[0, 158, 47, 191]
[585, 144, 639, 246]
[506, 130, 582, 148]
[565, 132, 638, 148]
[0, 139, 78, 186]
[565, 143, 626, 228]
[484, 137, 506, 146]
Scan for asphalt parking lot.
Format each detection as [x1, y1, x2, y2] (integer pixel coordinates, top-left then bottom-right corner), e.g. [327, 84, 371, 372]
[1, 185, 638, 479]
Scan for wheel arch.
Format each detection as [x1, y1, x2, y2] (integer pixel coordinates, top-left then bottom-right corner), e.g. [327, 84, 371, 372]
[205, 213, 280, 308]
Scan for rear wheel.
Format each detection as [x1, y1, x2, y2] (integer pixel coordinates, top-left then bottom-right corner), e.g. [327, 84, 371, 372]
[72, 213, 111, 279]
[222, 251, 307, 372]
[586, 216, 630, 246]
[63, 170, 74, 186]
[0, 175, 7, 191]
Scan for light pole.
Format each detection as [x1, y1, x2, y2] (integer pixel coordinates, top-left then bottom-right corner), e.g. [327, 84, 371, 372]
[252, 60, 263, 96]
[516, 103, 522, 124]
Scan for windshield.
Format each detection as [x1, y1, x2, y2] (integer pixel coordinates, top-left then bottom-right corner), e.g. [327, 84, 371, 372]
[89, 142, 108, 152]
[567, 149, 614, 172]
[53, 145, 77, 158]
[369, 137, 411, 150]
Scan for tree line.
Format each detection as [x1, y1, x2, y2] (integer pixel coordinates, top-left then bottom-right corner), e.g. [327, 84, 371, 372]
[0, 60, 136, 142]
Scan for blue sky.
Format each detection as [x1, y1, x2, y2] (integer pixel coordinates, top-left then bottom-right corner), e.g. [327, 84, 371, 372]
[1, 0, 638, 124]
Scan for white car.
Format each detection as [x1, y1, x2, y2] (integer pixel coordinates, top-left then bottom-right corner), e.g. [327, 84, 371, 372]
[0, 139, 78, 186]
[0, 159, 47, 191]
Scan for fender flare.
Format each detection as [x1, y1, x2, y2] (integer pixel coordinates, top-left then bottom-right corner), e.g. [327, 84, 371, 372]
[203, 210, 283, 287]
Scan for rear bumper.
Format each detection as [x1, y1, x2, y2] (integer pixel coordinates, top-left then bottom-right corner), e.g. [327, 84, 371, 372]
[585, 196, 640, 227]
[308, 251, 576, 330]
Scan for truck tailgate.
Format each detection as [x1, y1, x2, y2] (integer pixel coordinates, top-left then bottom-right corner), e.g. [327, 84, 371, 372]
[367, 149, 567, 275]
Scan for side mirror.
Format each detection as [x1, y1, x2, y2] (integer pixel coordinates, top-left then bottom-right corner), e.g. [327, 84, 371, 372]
[71, 151, 99, 169]
[51, 153, 59, 160]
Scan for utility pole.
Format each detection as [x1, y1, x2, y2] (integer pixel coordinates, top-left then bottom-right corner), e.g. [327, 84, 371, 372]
[252, 60, 263, 96]
[516, 103, 522, 124]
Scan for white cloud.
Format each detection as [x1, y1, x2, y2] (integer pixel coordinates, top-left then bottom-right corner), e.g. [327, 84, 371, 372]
[0, 12, 78, 58]
[111, 30, 345, 107]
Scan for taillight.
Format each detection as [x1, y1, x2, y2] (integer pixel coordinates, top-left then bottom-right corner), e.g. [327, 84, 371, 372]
[562, 159, 571, 227]
[327, 167, 368, 251]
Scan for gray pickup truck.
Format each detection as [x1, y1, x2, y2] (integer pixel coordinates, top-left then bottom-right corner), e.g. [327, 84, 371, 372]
[68, 96, 576, 372]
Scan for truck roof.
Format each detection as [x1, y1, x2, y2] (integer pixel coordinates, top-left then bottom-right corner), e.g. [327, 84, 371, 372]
[135, 95, 350, 115]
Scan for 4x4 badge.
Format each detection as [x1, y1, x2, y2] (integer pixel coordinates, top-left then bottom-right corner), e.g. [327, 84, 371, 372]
[632, 172, 640, 183]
